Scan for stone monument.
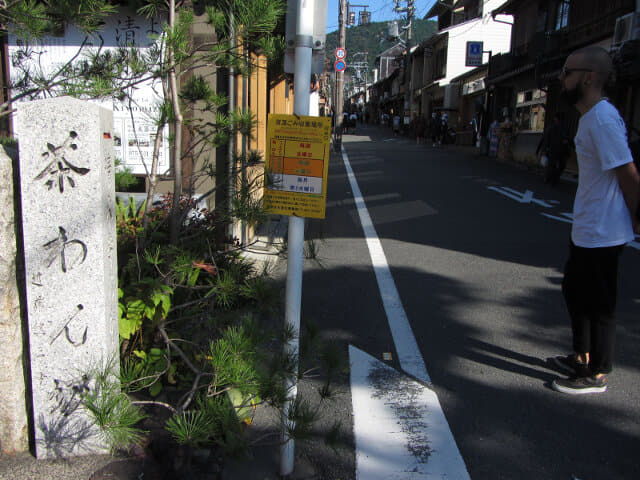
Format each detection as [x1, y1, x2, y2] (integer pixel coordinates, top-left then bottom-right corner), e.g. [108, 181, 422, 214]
[0, 145, 29, 454]
[16, 97, 119, 458]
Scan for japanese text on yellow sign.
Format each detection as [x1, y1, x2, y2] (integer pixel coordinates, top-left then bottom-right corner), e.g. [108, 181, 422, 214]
[263, 114, 331, 219]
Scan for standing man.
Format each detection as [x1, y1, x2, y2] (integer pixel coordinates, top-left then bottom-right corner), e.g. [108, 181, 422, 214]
[550, 46, 639, 394]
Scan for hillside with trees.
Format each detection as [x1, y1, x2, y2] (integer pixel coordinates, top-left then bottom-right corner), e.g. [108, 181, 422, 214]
[325, 17, 438, 71]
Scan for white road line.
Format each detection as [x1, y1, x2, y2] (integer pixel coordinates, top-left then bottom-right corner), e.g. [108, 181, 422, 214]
[350, 346, 471, 480]
[343, 145, 471, 479]
[341, 145, 430, 383]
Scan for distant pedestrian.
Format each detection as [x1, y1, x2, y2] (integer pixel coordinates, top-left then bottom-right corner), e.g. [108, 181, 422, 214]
[393, 114, 400, 135]
[488, 119, 500, 157]
[549, 46, 639, 395]
[431, 112, 441, 146]
[416, 115, 426, 145]
[497, 116, 513, 161]
[537, 112, 571, 185]
[349, 112, 358, 134]
[440, 113, 449, 145]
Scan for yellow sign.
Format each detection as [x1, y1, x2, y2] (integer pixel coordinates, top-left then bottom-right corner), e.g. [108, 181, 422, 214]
[263, 114, 331, 219]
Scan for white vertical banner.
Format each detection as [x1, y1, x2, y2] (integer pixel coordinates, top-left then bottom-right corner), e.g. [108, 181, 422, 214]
[9, 7, 170, 176]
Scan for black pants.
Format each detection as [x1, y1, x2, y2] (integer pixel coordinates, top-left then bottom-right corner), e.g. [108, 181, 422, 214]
[561, 241, 624, 374]
[544, 153, 566, 185]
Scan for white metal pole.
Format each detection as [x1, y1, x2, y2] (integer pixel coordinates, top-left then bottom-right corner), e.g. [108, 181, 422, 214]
[281, 0, 314, 476]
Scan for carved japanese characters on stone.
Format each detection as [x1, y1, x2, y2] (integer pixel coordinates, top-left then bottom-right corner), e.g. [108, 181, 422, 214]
[34, 131, 90, 193]
[49, 304, 87, 347]
[43, 227, 87, 273]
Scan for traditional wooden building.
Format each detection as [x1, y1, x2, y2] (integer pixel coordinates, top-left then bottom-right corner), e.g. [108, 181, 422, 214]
[487, 0, 638, 164]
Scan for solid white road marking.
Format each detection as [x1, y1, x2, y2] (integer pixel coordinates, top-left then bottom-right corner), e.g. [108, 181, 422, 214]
[350, 346, 471, 480]
[342, 144, 470, 477]
[541, 212, 573, 224]
[488, 186, 553, 207]
[341, 145, 429, 383]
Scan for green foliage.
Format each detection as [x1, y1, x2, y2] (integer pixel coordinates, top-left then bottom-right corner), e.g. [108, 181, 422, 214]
[208, 322, 259, 395]
[1, 1, 116, 38]
[166, 410, 214, 447]
[239, 275, 280, 312]
[81, 362, 147, 450]
[166, 8, 194, 65]
[114, 159, 138, 191]
[7, 0, 339, 466]
[226, 387, 258, 424]
[283, 396, 320, 441]
[131, 348, 170, 397]
[197, 395, 248, 458]
[115, 197, 149, 248]
[118, 281, 173, 340]
[210, 272, 240, 310]
[181, 75, 214, 104]
[0, 136, 17, 147]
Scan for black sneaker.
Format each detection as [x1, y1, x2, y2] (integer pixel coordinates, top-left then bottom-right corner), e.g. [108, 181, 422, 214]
[551, 375, 607, 395]
[549, 354, 589, 376]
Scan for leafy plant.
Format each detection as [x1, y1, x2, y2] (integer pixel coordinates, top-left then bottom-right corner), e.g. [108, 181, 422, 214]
[166, 410, 214, 448]
[130, 348, 171, 397]
[118, 281, 172, 340]
[81, 362, 147, 451]
[114, 158, 137, 191]
[7, 0, 344, 468]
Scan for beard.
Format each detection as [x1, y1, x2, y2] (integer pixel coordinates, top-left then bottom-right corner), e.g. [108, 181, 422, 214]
[560, 81, 583, 106]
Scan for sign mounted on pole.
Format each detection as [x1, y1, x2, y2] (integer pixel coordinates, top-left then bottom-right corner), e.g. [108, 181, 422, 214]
[335, 47, 346, 59]
[264, 114, 331, 219]
[335, 60, 346, 72]
[465, 41, 484, 67]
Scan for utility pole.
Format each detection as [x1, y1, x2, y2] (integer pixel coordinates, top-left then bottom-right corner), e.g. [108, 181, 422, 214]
[394, 0, 415, 120]
[334, 0, 346, 150]
[394, 0, 415, 48]
[280, 0, 328, 475]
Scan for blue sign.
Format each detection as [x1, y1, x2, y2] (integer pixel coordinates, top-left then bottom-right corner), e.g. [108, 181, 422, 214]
[335, 60, 346, 72]
[466, 41, 484, 67]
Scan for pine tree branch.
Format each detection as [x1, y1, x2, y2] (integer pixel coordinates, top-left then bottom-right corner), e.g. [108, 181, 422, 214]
[132, 400, 178, 414]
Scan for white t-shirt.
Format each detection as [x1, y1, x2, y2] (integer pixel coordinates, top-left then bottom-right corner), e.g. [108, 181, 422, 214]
[572, 99, 634, 247]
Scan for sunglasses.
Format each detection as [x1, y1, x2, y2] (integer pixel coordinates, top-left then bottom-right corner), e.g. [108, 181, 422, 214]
[560, 67, 593, 76]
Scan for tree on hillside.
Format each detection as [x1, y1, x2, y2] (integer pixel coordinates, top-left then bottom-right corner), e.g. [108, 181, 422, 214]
[324, 18, 437, 72]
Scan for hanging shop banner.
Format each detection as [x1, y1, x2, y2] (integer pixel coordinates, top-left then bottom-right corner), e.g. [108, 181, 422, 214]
[264, 114, 331, 219]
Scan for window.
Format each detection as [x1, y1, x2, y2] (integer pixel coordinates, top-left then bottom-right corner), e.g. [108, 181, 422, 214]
[555, 0, 570, 30]
[433, 48, 447, 80]
[536, 9, 548, 32]
[515, 89, 547, 132]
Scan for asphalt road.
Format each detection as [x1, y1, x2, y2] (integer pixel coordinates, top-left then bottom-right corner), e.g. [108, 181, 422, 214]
[301, 123, 640, 480]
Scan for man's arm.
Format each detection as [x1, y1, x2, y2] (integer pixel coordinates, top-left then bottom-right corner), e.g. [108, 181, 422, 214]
[615, 161, 640, 230]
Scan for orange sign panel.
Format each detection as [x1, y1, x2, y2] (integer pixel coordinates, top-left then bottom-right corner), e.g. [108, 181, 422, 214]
[263, 114, 331, 219]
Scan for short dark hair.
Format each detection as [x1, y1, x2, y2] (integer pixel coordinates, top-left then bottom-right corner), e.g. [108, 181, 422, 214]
[569, 46, 613, 87]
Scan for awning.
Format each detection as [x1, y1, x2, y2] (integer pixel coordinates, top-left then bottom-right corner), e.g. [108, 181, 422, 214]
[491, 0, 519, 16]
[486, 63, 534, 85]
[462, 77, 486, 96]
[425, 0, 453, 19]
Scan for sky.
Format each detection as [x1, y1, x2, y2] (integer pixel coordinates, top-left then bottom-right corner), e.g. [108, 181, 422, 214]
[325, 0, 438, 33]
